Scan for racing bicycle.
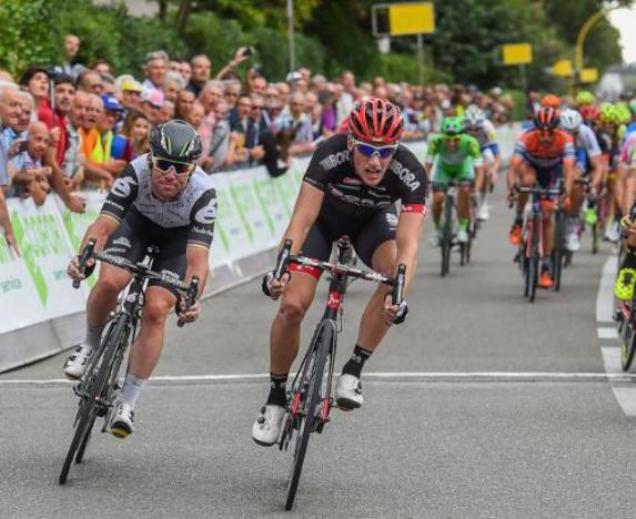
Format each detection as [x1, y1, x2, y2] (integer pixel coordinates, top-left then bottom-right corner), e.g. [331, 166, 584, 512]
[58, 239, 198, 485]
[273, 238, 405, 510]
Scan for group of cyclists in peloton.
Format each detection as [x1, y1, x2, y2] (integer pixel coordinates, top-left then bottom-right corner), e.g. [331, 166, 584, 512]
[60, 87, 636, 449]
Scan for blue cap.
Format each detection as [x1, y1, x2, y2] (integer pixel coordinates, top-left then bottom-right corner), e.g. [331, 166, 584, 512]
[101, 94, 123, 112]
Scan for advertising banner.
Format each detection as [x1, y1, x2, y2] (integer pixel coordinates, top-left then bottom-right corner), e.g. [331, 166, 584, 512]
[6, 197, 85, 326]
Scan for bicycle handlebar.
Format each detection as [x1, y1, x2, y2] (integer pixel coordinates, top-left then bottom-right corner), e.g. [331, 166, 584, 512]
[73, 238, 198, 319]
[273, 240, 406, 305]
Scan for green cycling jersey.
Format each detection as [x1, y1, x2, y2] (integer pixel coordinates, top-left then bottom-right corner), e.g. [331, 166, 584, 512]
[426, 133, 482, 185]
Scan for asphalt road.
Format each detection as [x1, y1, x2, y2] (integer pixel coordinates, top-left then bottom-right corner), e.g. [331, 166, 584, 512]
[2, 189, 635, 518]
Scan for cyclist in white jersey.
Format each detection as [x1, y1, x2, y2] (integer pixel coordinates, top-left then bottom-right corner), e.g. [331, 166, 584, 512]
[65, 120, 217, 438]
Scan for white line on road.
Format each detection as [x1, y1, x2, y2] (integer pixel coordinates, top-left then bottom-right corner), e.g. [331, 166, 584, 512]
[598, 327, 618, 339]
[597, 256, 618, 323]
[602, 346, 622, 374]
[3, 371, 636, 387]
[611, 387, 636, 416]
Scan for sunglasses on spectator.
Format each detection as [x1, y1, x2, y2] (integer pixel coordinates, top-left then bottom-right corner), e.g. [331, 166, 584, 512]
[152, 156, 194, 175]
[352, 139, 397, 159]
[225, 92, 239, 98]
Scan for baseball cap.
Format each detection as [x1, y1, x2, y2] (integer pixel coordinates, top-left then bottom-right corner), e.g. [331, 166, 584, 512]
[142, 89, 164, 108]
[121, 77, 143, 93]
[101, 94, 123, 112]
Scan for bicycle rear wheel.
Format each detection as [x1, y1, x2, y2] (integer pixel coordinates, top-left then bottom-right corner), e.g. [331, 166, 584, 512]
[529, 254, 539, 303]
[285, 323, 332, 511]
[440, 197, 454, 277]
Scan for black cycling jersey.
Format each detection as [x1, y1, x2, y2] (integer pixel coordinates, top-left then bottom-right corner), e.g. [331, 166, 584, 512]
[292, 134, 427, 273]
[101, 154, 217, 248]
[303, 133, 427, 221]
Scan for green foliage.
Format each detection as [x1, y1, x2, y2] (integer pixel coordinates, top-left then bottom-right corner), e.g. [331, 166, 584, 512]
[0, 0, 59, 76]
[0, 0, 628, 91]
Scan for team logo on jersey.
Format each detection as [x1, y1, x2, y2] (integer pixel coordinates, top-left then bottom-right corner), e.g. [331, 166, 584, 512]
[342, 176, 362, 185]
[113, 237, 131, 249]
[389, 161, 421, 192]
[194, 200, 218, 225]
[111, 176, 138, 198]
[319, 150, 350, 171]
[385, 213, 398, 227]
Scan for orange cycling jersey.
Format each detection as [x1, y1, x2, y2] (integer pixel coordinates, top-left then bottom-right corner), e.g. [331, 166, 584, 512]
[512, 129, 575, 169]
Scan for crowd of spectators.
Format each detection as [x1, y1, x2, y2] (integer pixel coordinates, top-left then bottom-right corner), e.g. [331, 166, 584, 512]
[0, 33, 514, 254]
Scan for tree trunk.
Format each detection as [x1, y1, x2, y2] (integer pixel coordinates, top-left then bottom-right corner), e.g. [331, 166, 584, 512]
[175, 0, 192, 35]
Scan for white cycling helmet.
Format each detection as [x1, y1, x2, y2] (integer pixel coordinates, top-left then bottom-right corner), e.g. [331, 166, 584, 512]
[560, 109, 582, 132]
[464, 105, 486, 128]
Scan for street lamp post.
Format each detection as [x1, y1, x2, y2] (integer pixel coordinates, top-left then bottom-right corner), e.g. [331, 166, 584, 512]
[288, 0, 295, 73]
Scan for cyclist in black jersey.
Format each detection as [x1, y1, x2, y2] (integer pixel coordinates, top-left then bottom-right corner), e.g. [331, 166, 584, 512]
[252, 97, 427, 446]
[65, 120, 217, 438]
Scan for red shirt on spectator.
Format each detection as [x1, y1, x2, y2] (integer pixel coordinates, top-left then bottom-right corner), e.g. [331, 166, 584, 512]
[38, 97, 68, 166]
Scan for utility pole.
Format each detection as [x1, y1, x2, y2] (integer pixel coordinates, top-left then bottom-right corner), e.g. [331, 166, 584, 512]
[288, 0, 295, 72]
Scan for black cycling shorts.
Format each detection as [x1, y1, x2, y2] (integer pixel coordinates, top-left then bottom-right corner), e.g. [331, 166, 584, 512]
[295, 205, 398, 279]
[104, 207, 189, 298]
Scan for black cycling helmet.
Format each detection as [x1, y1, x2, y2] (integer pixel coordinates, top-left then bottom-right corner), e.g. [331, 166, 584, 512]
[149, 119, 202, 163]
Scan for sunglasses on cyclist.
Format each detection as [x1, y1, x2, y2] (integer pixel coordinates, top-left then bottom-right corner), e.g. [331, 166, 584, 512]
[445, 136, 461, 143]
[152, 157, 195, 175]
[352, 140, 397, 159]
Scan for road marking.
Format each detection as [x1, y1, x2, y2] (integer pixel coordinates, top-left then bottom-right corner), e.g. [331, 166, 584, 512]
[596, 256, 617, 323]
[611, 387, 636, 416]
[3, 371, 636, 387]
[601, 346, 622, 374]
[598, 327, 619, 339]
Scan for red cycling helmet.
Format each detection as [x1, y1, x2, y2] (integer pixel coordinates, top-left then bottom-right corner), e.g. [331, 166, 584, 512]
[348, 97, 404, 144]
[534, 106, 560, 131]
[580, 105, 600, 122]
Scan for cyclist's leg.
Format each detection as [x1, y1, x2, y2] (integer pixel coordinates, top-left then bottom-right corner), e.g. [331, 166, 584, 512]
[456, 158, 474, 223]
[431, 163, 450, 227]
[536, 165, 559, 284]
[615, 202, 636, 300]
[623, 167, 636, 217]
[253, 222, 329, 444]
[64, 215, 140, 378]
[332, 209, 399, 407]
[127, 286, 176, 379]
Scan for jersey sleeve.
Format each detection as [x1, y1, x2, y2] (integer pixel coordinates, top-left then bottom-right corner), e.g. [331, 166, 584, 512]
[188, 188, 217, 248]
[100, 164, 138, 222]
[581, 125, 601, 158]
[302, 137, 341, 191]
[395, 149, 427, 215]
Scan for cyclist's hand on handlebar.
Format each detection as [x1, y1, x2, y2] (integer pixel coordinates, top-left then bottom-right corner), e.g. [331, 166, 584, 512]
[67, 255, 95, 281]
[177, 298, 201, 324]
[262, 270, 290, 300]
[383, 293, 408, 326]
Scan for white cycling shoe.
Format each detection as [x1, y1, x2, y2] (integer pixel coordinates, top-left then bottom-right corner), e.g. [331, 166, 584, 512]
[456, 229, 469, 244]
[478, 202, 490, 221]
[429, 232, 441, 248]
[63, 345, 93, 380]
[110, 400, 135, 439]
[565, 232, 580, 252]
[252, 404, 286, 446]
[335, 374, 363, 409]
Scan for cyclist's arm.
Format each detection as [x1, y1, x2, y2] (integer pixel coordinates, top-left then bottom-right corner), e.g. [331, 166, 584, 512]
[281, 182, 324, 254]
[424, 135, 440, 176]
[83, 165, 139, 252]
[186, 187, 217, 294]
[395, 211, 425, 295]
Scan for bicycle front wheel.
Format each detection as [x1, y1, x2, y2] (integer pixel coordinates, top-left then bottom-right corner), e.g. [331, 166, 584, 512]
[621, 323, 636, 372]
[285, 323, 332, 511]
[58, 314, 129, 484]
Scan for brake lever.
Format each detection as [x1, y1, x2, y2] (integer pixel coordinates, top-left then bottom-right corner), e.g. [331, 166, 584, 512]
[72, 238, 96, 289]
[177, 276, 199, 328]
